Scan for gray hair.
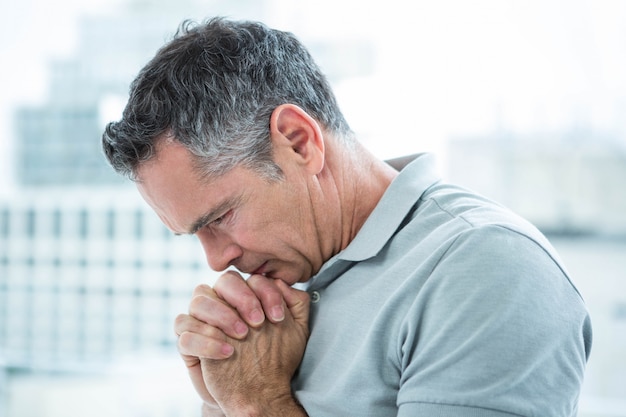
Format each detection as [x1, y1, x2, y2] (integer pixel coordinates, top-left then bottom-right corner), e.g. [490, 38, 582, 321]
[102, 17, 353, 181]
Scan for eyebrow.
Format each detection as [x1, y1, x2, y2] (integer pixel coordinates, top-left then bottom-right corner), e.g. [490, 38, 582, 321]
[183, 197, 239, 236]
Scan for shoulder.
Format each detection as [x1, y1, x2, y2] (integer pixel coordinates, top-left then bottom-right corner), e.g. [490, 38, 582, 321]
[396, 220, 591, 417]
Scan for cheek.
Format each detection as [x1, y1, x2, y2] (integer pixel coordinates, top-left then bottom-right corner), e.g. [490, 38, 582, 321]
[233, 197, 312, 255]
[229, 217, 275, 251]
[232, 218, 301, 254]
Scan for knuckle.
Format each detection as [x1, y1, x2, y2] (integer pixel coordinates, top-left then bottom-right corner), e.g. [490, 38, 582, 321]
[189, 294, 209, 312]
[219, 283, 260, 311]
[215, 270, 243, 286]
[204, 326, 225, 341]
[178, 330, 223, 359]
[238, 293, 263, 314]
[174, 314, 202, 338]
[248, 275, 277, 295]
[188, 294, 241, 328]
[177, 331, 193, 351]
[260, 286, 283, 306]
[246, 273, 266, 285]
[297, 289, 311, 302]
[174, 313, 189, 331]
[192, 283, 213, 297]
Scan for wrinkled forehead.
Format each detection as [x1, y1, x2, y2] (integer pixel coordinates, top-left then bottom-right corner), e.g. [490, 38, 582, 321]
[133, 139, 218, 234]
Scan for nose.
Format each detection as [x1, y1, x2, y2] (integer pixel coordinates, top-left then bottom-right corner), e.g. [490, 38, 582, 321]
[195, 229, 243, 271]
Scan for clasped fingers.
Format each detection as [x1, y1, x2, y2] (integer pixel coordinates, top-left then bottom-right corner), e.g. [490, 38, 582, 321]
[175, 313, 235, 360]
[188, 289, 250, 339]
[213, 270, 287, 326]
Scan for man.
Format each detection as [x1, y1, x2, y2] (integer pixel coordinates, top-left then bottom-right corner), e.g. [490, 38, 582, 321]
[102, 17, 592, 417]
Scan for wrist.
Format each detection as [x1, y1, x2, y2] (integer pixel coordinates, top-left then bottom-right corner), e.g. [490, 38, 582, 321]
[222, 391, 307, 417]
[202, 401, 226, 417]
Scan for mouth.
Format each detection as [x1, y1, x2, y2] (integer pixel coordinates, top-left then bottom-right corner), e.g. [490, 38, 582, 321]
[251, 261, 268, 276]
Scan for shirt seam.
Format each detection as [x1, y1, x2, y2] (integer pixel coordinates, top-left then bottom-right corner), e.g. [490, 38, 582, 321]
[427, 194, 584, 300]
[399, 400, 528, 417]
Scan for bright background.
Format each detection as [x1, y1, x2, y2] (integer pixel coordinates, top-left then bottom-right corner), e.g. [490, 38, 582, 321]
[1, 0, 625, 416]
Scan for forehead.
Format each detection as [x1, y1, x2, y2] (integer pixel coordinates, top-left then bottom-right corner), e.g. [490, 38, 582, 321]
[134, 139, 244, 233]
[136, 139, 203, 193]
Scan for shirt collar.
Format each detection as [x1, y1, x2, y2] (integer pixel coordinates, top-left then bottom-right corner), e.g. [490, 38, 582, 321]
[313, 153, 441, 278]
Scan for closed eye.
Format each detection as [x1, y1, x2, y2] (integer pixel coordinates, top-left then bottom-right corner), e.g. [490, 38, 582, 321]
[188, 196, 242, 235]
[210, 209, 232, 227]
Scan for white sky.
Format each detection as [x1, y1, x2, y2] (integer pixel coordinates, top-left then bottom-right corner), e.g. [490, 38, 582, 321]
[1, 0, 626, 190]
[0, 0, 121, 192]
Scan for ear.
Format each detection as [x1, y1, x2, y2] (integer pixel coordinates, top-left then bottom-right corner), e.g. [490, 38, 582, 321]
[270, 104, 325, 175]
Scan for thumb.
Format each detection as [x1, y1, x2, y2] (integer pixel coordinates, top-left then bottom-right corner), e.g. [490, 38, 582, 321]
[275, 280, 310, 329]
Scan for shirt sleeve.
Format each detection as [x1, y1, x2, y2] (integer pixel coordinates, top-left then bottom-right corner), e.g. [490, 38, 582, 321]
[396, 225, 591, 417]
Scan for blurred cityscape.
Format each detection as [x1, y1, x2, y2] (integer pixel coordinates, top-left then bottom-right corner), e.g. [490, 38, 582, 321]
[1, 0, 626, 416]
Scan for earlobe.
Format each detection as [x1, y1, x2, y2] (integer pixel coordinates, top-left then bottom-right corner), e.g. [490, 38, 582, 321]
[270, 104, 325, 174]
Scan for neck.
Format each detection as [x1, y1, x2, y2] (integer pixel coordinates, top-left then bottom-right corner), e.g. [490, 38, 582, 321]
[315, 137, 399, 258]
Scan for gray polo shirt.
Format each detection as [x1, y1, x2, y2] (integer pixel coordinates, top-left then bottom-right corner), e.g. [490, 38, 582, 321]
[293, 153, 591, 417]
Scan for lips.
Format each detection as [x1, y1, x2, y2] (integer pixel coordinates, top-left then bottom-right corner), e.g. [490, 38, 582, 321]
[251, 261, 268, 276]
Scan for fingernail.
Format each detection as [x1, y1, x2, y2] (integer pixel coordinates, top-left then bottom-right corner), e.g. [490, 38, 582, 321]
[271, 305, 285, 322]
[234, 320, 248, 337]
[249, 308, 265, 326]
[221, 344, 234, 357]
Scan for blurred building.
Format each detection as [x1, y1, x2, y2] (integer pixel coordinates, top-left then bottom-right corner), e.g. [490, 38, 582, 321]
[0, 1, 377, 416]
[0, 190, 210, 417]
[2, 1, 245, 415]
[12, 0, 375, 187]
[0, 191, 210, 367]
[14, 3, 201, 186]
[446, 129, 626, 237]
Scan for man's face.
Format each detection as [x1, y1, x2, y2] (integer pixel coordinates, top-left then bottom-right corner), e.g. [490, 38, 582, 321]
[135, 140, 324, 285]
